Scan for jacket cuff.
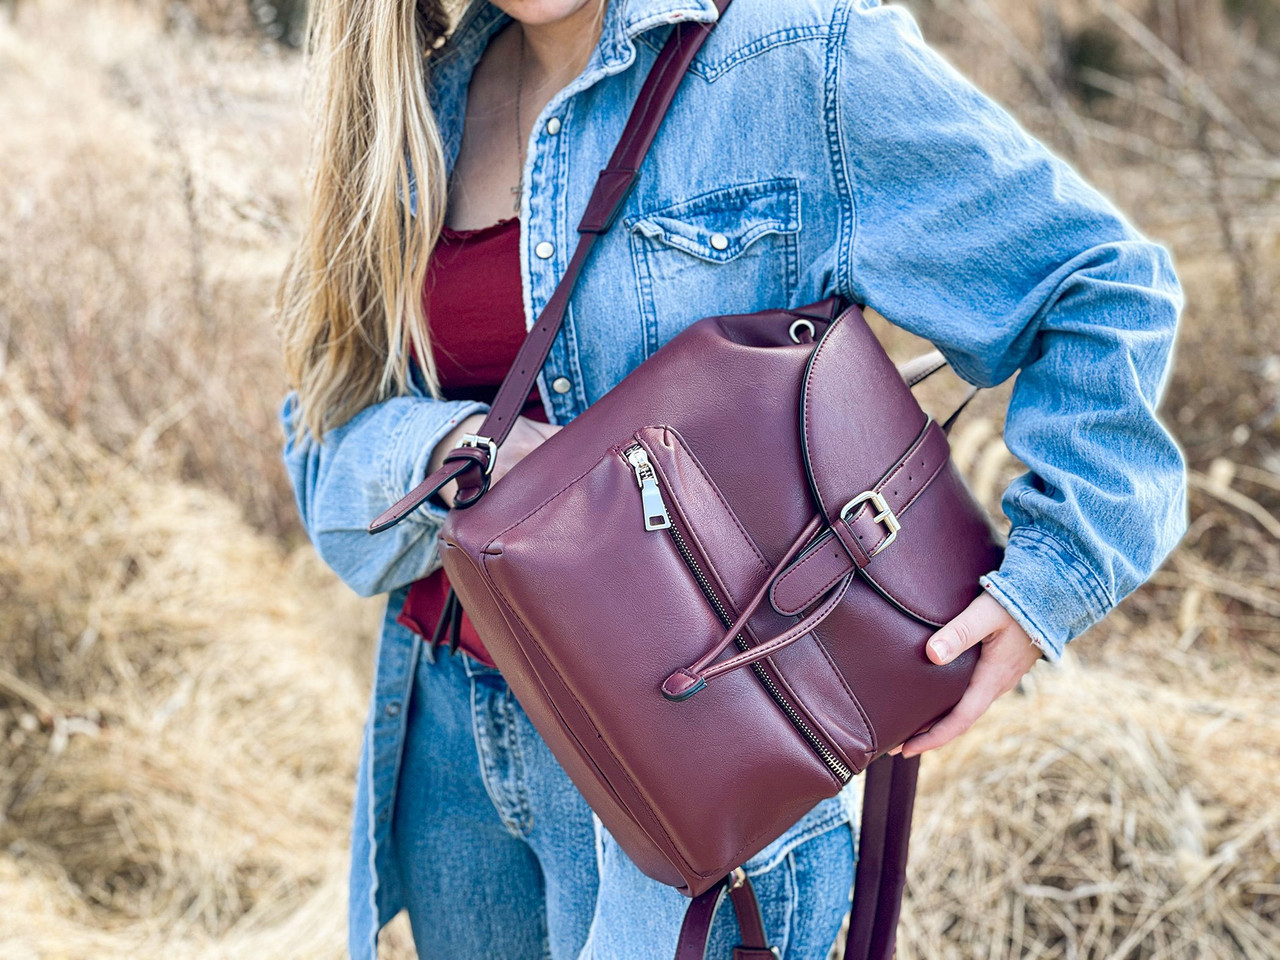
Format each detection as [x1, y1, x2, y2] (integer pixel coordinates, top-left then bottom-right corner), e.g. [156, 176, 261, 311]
[385, 399, 490, 527]
[978, 526, 1114, 662]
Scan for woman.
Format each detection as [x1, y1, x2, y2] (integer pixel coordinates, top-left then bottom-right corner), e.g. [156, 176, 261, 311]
[276, 0, 1187, 956]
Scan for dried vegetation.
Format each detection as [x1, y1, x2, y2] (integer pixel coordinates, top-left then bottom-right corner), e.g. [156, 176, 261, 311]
[1, 0, 1277, 958]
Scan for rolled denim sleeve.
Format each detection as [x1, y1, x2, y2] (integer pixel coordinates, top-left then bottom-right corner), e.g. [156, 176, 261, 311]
[280, 390, 489, 597]
[829, 1, 1188, 658]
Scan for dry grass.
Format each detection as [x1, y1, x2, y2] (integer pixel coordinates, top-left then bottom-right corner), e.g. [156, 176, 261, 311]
[0, 372, 381, 956]
[0, 0, 306, 538]
[1, 0, 1278, 958]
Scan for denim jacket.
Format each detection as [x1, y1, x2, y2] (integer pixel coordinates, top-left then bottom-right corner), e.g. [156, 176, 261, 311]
[279, 0, 1187, 953]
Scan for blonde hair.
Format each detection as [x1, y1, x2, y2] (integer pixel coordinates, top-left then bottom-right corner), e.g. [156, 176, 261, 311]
[277, 0, 610, 441]
[276, 0, 454, 441]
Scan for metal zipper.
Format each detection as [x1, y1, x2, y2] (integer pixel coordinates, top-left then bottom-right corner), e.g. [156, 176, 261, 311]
[621, 442, 853, 784]
[625, 443, 673, 531]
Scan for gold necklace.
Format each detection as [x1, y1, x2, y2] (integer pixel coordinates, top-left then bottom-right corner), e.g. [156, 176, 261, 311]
[512, 28, 526, 214]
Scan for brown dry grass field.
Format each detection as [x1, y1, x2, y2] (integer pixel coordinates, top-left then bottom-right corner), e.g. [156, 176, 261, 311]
[1, 1, 1277, 958]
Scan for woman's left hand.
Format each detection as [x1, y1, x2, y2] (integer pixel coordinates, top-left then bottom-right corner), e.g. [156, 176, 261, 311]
[897, 592, 1043, 758]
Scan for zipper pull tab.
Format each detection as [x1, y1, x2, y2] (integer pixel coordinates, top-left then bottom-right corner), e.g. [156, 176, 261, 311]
[624, 444, 671, 531]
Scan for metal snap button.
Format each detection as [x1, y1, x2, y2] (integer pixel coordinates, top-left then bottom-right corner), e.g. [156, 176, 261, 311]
[551, 376, 573, 394]
[709, 232, 729, 251]
[534, 240, 555, 259]
[545, 117, 562, 135]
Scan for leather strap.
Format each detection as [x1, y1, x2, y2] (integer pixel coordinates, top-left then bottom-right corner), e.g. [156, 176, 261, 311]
[659, 513, 848, 701]
[769, 418, 950, 616]
[675, 871, 775, 960]
[898, 349, 948, 388]
[662, 416, 951, 698]
[674, 756, 919, 960]
[369, 0, 733, 534]
[846, 754, 921, 960]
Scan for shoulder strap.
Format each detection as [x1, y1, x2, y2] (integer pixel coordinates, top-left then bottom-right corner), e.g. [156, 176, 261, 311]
[369, 0, 733, 533]
[845, 753, 920, 960]
[672, 754, 919, 960]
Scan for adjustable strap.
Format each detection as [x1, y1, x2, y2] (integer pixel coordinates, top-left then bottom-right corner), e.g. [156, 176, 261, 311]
[768, 418, 950, 617]
[845, 754, 921, 960]
[675, 870, 775, 960]
[369, 0, 733, 534]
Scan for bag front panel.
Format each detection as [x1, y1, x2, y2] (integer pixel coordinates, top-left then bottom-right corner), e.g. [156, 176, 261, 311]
[441, 300, 1002, 889]
[477, 431, 844, 882]
[439, 537, 693, 889]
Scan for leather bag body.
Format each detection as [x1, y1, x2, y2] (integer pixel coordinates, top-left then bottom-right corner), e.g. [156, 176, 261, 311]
[436, 296, 1002, 896]
[370, 3, 1003, 954]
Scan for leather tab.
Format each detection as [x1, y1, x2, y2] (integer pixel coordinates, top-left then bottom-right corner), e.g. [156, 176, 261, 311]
[733, 951, 777, 960]
[367, 450, 489, 533]
[660, 669, 705, 702]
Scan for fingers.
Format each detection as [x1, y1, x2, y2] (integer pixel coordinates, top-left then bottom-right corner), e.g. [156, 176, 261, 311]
[531, 419, 563, 440]
[899, 660, 1004, 757]
[926, 592, 1010, 665]
[902, 625, 1042, 758]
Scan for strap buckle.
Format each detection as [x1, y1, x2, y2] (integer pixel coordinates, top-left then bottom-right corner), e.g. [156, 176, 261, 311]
[459, 434, 497, 476]
[839, 490, 900, 557]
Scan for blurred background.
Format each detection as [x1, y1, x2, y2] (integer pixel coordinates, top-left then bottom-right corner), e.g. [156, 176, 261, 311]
[0, 0, 1276, 957]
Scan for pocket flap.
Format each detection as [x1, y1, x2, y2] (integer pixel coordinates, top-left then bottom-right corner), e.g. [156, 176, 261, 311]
[627, 178, 800, 263]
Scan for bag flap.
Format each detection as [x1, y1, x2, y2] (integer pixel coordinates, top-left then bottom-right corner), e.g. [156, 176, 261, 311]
[794, 305, 1004, 626]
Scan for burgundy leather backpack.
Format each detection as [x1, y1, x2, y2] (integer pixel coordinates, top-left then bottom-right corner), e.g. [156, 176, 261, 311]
[371, 2, 1003, 956]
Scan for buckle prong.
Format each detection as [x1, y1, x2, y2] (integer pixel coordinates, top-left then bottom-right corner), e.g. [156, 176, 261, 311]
[839, 490, 901, 557]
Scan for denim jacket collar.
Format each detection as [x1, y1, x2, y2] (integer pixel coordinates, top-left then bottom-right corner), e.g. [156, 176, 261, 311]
[428, 0, 721, 171]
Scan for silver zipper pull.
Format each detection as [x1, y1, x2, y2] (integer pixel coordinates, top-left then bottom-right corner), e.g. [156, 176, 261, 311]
[624, 443, 671, 531]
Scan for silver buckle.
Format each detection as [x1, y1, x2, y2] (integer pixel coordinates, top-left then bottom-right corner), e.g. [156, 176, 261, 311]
[839, 490, 900, 557]
[459, 433, 497, 476]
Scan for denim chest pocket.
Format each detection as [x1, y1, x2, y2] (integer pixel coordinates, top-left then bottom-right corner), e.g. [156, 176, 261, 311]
[625, 178, 801, 356]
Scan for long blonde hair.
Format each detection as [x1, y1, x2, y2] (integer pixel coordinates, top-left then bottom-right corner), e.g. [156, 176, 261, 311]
[276, 0, 455, 442]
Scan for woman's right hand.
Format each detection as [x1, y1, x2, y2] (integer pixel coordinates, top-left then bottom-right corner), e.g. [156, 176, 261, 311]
[428, 413, 563, 507]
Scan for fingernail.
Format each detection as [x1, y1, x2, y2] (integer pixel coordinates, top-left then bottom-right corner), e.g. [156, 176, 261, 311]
[929, 639, 951, 663]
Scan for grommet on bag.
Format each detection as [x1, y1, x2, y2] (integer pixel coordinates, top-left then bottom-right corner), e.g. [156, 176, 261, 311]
[788, 318, 816, 343]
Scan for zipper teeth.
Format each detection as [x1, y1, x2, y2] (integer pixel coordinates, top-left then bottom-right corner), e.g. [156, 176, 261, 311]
[651, 472, 853, 785]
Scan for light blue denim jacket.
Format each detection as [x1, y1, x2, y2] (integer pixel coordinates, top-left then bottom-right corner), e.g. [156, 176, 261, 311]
[279, 0, 1187, 953]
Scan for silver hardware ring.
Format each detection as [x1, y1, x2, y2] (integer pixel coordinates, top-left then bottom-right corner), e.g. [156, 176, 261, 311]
[459, 433, 497, 476]
[788, 318, 816, 344]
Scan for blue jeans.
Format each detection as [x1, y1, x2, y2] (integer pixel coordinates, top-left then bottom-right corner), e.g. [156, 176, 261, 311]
[392, 646, 856, 960]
